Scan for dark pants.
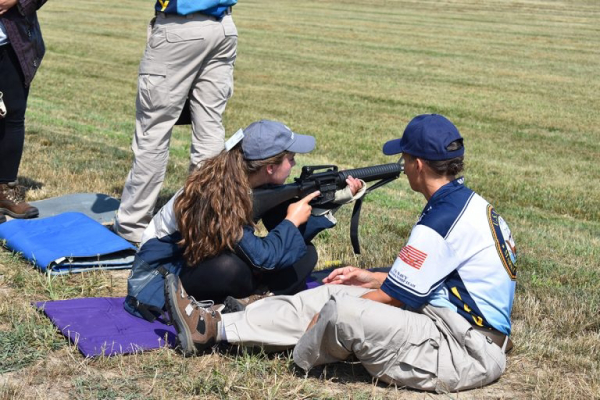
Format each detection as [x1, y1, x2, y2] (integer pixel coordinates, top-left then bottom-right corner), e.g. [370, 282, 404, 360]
[179, 244, 319, 304]
[0, 44, 29, 184]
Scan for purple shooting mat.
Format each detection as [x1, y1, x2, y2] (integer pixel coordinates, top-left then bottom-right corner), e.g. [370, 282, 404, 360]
[34, 297, 176, 357]
[35, 267, 390, 358]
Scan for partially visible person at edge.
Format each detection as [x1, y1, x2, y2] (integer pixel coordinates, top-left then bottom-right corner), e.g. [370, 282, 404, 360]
[0, 0, 46, 224]
[165, 114, 517, 393]
[112, 0, 238, 244]
[131, 120, 365, 310]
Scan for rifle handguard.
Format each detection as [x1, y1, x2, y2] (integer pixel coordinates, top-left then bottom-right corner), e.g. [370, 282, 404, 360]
[337, 163, 403, 185]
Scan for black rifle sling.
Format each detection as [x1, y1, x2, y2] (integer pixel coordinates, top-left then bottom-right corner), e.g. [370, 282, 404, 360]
[350, 198, 363, 254]
[349, 177, 398, 255]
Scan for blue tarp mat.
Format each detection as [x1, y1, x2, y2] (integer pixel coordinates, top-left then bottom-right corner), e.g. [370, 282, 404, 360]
[0, 212, 136, 275]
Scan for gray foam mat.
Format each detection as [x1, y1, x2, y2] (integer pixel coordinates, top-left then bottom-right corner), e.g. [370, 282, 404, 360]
[30, 193, 119, 224]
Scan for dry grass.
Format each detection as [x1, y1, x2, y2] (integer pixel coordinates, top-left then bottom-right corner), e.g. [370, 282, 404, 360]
[1, 0, 599, 398]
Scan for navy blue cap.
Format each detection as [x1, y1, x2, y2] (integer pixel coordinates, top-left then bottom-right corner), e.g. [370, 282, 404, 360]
[242, 120, 316, 160]
[382, 114, 464, 161]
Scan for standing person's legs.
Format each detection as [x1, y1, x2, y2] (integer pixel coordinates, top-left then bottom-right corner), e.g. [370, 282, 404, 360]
[0, 44, 38, 218]
[0, 45, 28, 184]
[222, 285, 371, 351]
[188, 14, 237, 169]
[115, 14, 232, 242]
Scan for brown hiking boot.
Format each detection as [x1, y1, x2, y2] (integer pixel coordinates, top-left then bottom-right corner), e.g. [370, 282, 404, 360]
[164, 273, 221, 356]
[0, 182, 39, 219]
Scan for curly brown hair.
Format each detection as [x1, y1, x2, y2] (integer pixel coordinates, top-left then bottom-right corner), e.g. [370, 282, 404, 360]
[174, 145, 290, 267]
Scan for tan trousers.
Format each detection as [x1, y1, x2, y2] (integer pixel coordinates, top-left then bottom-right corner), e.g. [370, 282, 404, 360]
[114, 13, 237, 242]
[222, 285, 506, 392]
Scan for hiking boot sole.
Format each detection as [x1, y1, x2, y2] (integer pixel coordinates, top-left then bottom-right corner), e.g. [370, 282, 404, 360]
[164, 275, 197, 357]
[0, 207, 39, 219]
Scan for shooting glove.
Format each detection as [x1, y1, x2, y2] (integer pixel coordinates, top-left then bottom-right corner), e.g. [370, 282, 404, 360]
[311, 179, 367, 216]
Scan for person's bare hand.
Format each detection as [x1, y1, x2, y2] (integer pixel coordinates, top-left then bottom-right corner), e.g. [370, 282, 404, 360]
[285, 191, 320, 227]
[345, 176, 364, 196]
[322, 266, 380, 288]
[0, 0, 17, 15]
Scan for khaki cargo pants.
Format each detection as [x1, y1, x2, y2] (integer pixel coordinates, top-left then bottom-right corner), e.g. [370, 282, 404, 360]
[222, 285, 506, 392]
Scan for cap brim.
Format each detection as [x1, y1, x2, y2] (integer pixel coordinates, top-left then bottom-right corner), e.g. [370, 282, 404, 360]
[287, 133, 316, 154]
[382, 138, 403, 155]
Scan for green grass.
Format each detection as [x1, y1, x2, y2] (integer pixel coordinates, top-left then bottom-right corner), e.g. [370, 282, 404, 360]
[1, 0, 599, 398]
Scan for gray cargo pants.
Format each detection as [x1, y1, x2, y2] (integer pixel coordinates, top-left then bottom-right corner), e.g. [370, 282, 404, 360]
[222, 285, 506, 392]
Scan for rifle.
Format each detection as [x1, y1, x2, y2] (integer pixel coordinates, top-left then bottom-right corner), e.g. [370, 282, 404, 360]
[253, 161, 404, 254]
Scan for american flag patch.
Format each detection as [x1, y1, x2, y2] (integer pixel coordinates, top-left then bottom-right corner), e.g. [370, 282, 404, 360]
[398, 245, 428, 270]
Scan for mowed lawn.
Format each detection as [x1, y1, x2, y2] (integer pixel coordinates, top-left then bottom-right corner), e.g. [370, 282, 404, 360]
[1, 0, 599, 398]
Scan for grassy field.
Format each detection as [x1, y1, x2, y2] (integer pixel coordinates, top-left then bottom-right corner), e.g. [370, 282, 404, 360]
[1, 0, 599, 398]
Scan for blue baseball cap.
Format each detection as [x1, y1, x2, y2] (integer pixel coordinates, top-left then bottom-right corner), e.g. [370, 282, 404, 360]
[382, 114, 464, 160]
[242, 120, 316, 160]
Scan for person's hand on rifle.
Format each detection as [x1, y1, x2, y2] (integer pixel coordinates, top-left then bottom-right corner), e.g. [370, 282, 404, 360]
[345, 175, 364, 196]
[285, 191, 321, 227]
[322, 266, 386, 289]
[332, 175, 366, 205]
